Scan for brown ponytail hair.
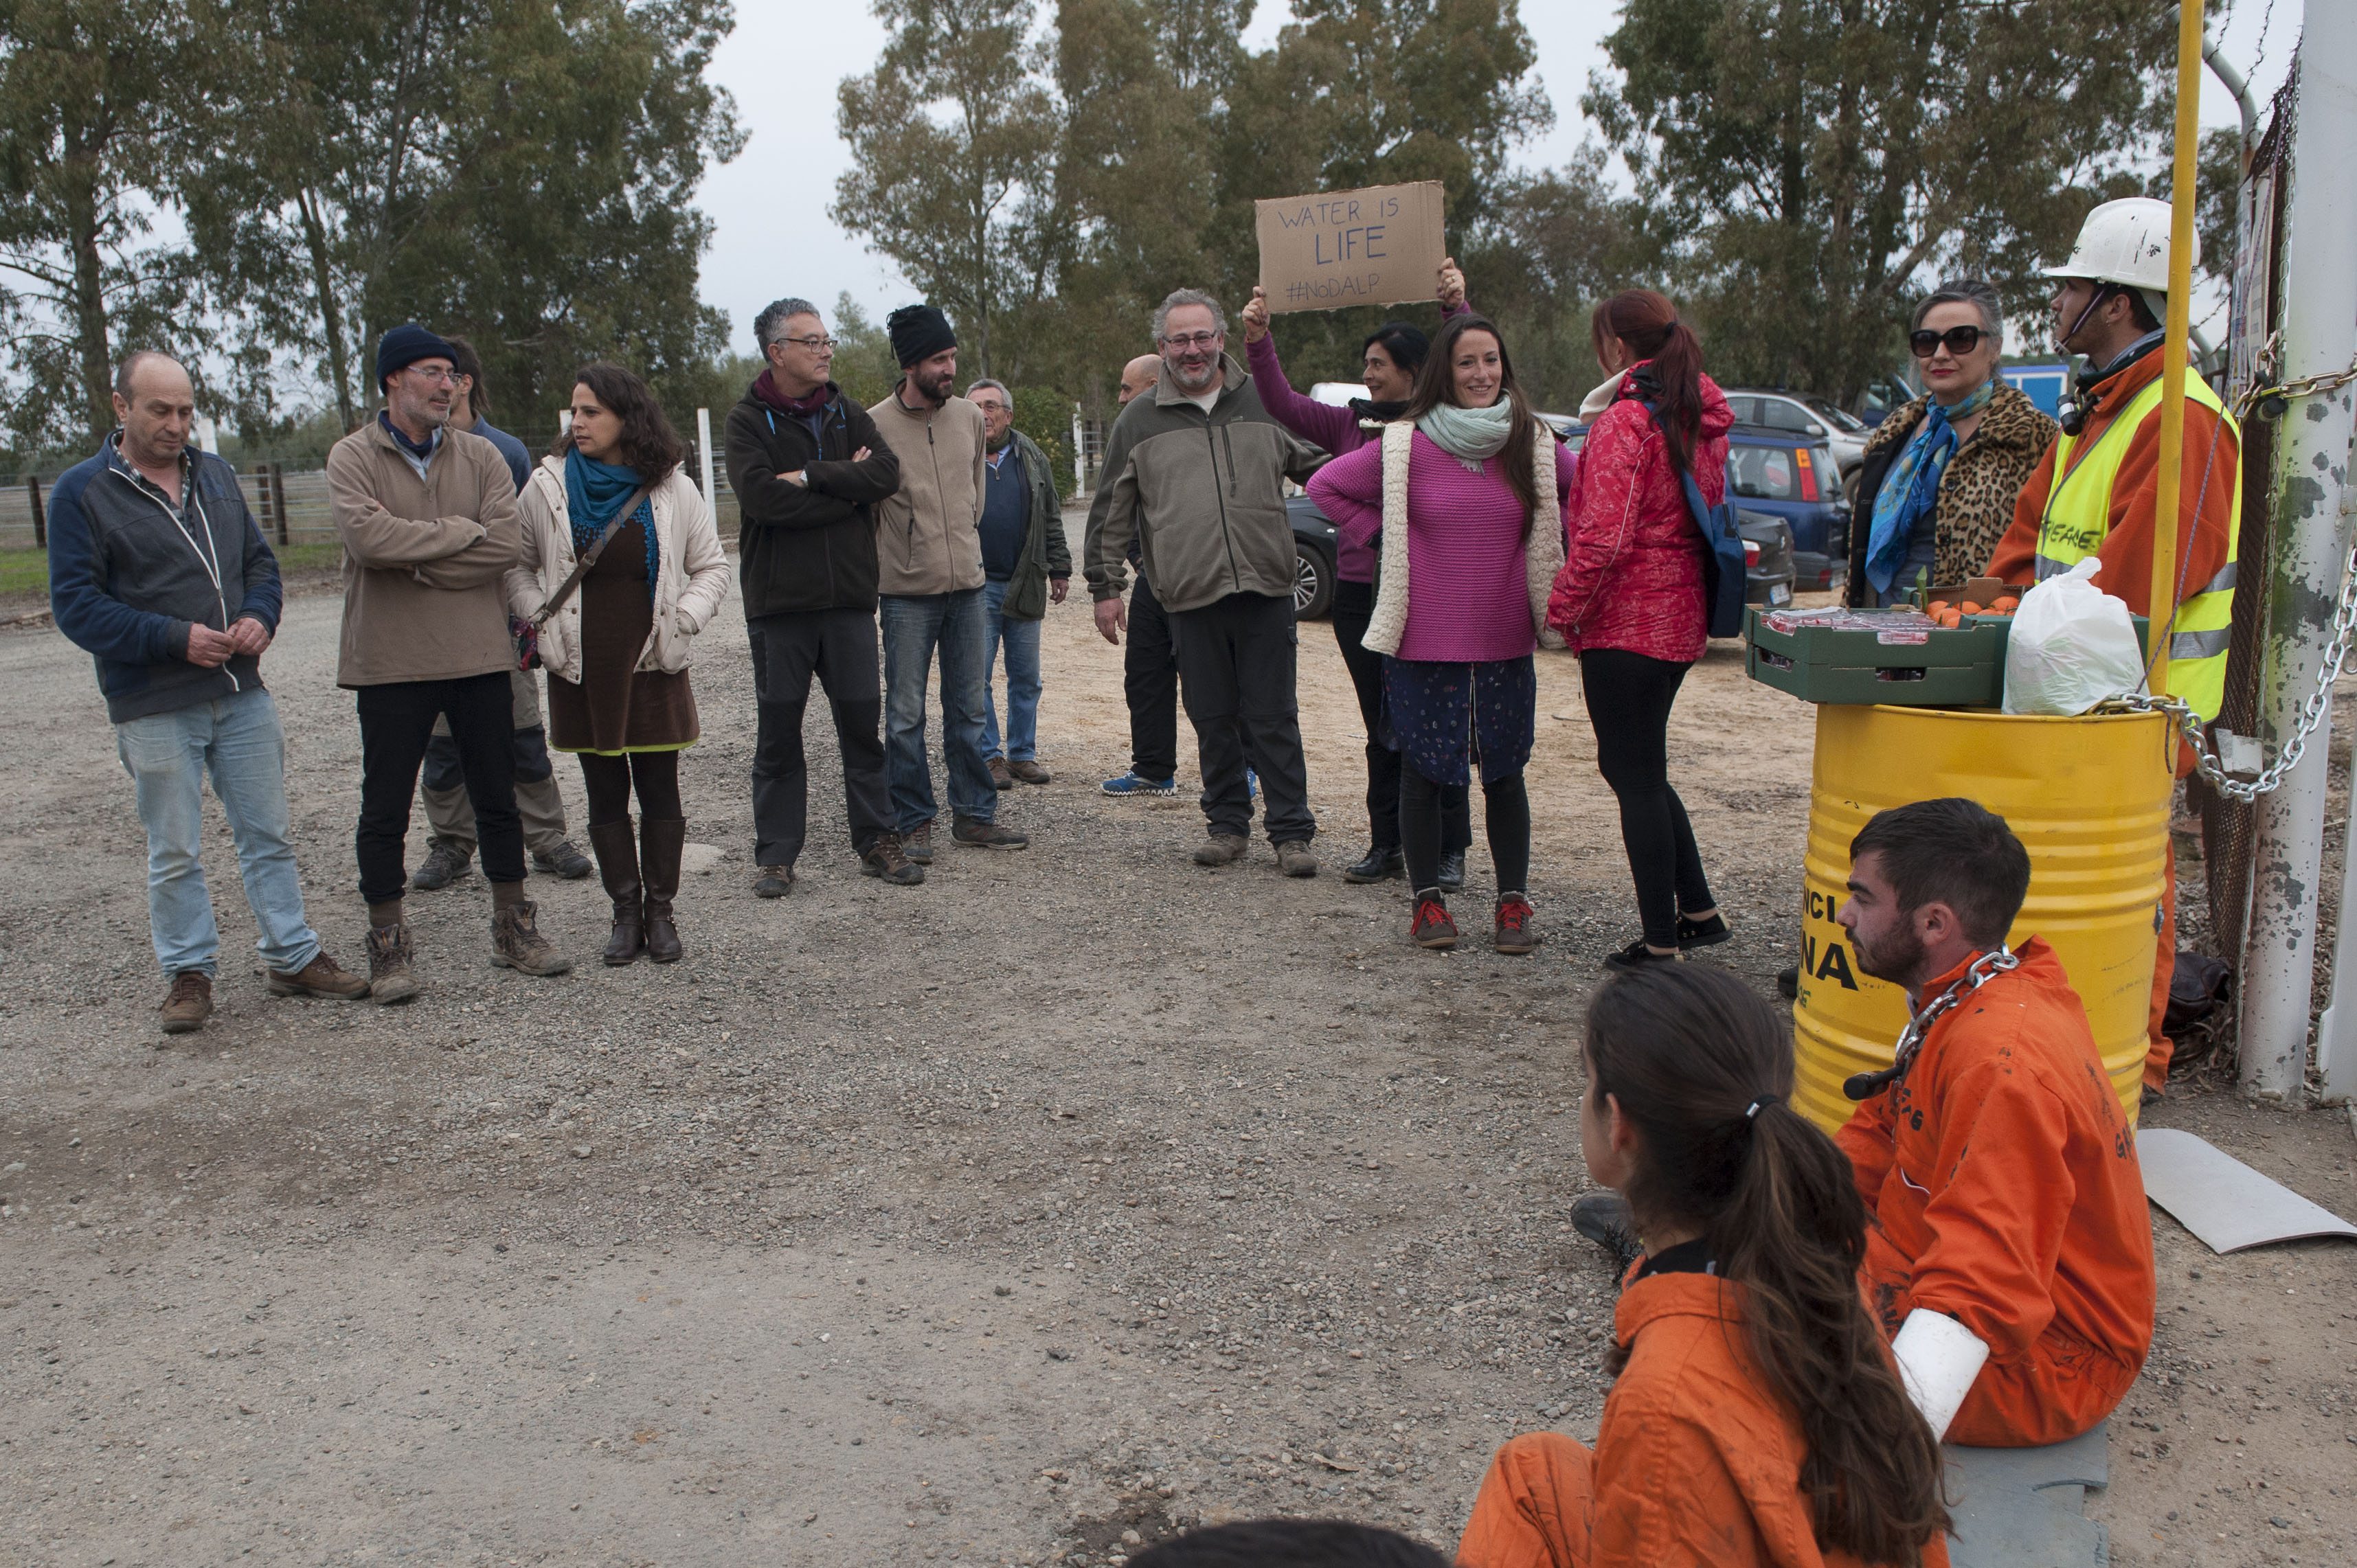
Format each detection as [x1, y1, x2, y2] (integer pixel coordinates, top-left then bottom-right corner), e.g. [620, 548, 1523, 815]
[1403, 313, 1542, 534]
[1590, 289, 1706, 476]
[1585, 966, 1949, 1565]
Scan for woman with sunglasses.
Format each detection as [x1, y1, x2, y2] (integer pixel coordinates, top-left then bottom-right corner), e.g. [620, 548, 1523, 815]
[1847, 280, 2057, 606]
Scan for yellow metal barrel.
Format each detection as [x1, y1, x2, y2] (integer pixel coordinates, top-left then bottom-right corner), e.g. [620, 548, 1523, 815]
[1792, 703, 2174, 1133]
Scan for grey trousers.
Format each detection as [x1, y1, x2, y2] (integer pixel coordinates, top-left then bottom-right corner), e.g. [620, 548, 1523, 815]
[420, 669, 570, 856]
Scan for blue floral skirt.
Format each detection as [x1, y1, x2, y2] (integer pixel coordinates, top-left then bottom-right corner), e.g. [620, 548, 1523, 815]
[1381, 655, 1536, 787]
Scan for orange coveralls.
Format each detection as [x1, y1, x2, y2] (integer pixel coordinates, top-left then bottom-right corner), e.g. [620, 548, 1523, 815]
[1456, 1271, 1952, 1568]
[1986, 348, 2241, 1088]
[1836, 940, 2156, 1447]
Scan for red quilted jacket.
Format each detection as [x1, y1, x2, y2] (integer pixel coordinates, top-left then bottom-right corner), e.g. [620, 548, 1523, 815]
[1547, 368, 1733, 662]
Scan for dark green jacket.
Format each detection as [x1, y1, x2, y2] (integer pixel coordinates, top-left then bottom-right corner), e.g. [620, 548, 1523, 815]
[998, 429, 1072, 622]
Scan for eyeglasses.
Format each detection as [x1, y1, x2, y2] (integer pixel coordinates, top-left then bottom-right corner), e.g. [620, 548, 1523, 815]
[771, 334, 837, 352]
[403, 364, 459, 384]
[1160, 331, 1222, 351]
[1910, 326, 1989, 358]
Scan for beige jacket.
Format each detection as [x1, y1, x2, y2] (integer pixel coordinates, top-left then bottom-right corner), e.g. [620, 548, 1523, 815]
[866, 386, 987, 596]
[326, 420, 521, 688]
[504, 458, 733, 684]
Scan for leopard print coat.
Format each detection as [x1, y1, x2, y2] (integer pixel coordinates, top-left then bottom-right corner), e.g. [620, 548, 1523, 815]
[1845, 383, 2058, 603]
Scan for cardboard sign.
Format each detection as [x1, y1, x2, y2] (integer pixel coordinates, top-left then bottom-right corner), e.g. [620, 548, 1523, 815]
[1254, 181, 1446, 314]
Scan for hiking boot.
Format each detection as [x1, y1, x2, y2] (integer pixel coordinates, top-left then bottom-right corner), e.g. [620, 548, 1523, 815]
[1193, 832, 1248, 867]
[953, 816, 1030, 850]
[266, 951, 370, 1000]
[1571, 1191, 1644, 1273]
[1008, 759, 1051, 785]
[988, 755, 1015, 791]
[366, 922, 422, 1005]
[1677, 911, 1732, 950]
[752, 865, 795, 899]
[490, 900, 572, 977]
[534, 839, 594, 879]
[1274, 840, 1318, 878]
[1436, 849, 1467, 892]
[591, 819, 644, 966]
[410, 839, 471, 891]
[159, 970, 213, 1034]
[640, 818, 686, 964]
[861, 832, 925, 886]
[1101, 771, 1177, 797]
[1494, 895, 1537, 956]
[1410, 895, 1458, 951]
[1343, 845, 1404, 884]
[904, 821, 936, 864]
[1603, 938, 1682, 973]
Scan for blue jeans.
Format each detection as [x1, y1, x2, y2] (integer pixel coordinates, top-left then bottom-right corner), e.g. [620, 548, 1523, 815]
[881, 589, 996, 830]
[114, 686, 321, 978]
[980, 577, 1044, 761]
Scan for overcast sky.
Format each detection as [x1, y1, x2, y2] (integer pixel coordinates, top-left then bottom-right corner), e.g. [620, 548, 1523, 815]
[696, 0, 2292, 355]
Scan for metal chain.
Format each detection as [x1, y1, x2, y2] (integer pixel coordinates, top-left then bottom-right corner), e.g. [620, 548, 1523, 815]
[2234, 339, 2357, 422]
[2095, 543, 2357, 802]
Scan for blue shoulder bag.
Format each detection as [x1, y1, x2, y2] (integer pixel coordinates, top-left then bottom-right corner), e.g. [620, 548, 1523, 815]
[1645, 402, 1746, 639]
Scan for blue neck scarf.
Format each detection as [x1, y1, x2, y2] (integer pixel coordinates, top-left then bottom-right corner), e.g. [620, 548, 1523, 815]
[1865, 380, 1996, 595]
[563, 446, 658, 595]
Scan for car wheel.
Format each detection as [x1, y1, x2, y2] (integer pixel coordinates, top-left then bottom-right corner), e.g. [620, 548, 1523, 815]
[1294, 542, 1334, 620]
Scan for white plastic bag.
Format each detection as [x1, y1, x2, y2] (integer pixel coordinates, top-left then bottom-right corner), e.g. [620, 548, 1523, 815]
[2002, 557, 2146, 716]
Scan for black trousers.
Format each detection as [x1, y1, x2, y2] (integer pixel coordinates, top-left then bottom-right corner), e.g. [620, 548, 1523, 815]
[1124, 572, 1180, 782]
[1403, 767, 1530, 898]
[749, 609, 891, 866]
[1331, 578, 1468, 853]
[1581, 647, 1717, 947]
[356, 672, 523, 905]
[1171, 591, 1316, 843]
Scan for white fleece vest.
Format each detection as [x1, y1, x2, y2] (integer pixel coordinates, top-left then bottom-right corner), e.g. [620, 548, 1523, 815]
[1362, 420, 1565, 658]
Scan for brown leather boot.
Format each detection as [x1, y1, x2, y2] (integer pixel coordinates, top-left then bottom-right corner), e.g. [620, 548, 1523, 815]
[640, 817, 686, 964]
[589, 819, 643, 966]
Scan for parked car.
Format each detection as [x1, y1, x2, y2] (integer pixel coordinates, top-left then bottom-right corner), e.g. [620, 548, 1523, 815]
[1719, 388, 1869, 474]
[1287, 492, 1338, 619]
[1739, 510, 1797, 609]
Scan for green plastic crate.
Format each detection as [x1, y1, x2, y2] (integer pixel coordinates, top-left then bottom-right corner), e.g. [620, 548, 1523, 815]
[1745, 607, 2150, 707]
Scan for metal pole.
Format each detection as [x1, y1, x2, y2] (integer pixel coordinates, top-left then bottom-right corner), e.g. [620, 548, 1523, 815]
[2204, 33, 2260, 165]
[696, 407, 716, 503]
[2277, 5, 2357, 1102]
[2147, 0, 2204, 704]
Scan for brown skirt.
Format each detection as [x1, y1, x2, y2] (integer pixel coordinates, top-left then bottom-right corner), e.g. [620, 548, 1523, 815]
[545, 514, 700, 755]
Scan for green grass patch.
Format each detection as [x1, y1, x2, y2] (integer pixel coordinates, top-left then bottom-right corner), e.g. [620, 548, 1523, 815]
[0, 540, 346, 602]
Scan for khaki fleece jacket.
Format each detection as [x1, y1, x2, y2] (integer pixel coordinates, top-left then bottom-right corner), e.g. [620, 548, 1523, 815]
[326, 420, 521, 688]
[1082, 353, 1327, 615]
[867, 385, 988, 597]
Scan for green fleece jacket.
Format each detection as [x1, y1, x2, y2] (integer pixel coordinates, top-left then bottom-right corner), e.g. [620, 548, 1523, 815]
[1082, 353, 1327, 614]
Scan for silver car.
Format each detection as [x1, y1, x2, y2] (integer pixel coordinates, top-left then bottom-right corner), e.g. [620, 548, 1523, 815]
[1720, 389, 1870, 475]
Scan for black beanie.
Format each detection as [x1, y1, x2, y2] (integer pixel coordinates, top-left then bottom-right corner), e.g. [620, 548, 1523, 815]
[886, 304, 956, 368]
[376, 323, 458, 391]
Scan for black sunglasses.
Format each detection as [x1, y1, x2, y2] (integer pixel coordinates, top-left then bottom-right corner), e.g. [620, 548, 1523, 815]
[1910, 325, 1987, 358]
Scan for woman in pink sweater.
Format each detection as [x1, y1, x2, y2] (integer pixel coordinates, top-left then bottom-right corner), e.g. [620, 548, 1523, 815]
[1309, 315, 1574, 955]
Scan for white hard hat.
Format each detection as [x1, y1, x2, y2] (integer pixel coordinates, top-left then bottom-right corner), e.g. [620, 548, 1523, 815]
[2044, 196, 2192, 294]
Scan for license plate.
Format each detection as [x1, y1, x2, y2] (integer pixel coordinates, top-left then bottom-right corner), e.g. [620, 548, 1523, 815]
[1769, 583, 1792, 605]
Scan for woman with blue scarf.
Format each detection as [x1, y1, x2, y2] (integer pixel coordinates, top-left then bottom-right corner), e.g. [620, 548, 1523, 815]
[1847, 281, 2057, 606]
[508, 364, 731, 966]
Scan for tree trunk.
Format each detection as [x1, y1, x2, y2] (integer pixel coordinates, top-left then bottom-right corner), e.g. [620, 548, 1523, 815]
[63, 128, 113, 444]
[298, 188, 357, 431]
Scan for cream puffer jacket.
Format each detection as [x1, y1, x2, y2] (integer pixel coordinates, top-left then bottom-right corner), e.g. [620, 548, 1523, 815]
[505, 458, 732, 684]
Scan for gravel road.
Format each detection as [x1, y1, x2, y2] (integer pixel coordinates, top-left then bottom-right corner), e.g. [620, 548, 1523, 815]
[3, 541, 2353, 1567]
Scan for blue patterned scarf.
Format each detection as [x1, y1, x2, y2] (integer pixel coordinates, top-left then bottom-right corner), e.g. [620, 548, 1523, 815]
[1864, 380, 1995, 596]
[563, 446, 657, 596]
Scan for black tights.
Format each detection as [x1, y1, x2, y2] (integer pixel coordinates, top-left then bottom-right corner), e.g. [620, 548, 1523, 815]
[1402, 766, 1530, 900]
[1580, 648, 1716, 947]
[578, 751, 684, 826]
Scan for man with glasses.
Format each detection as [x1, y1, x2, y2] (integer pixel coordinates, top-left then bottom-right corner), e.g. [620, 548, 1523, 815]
[1083, 288, 1328, 875]
[723, 296, 919, 893]
[965, 376, 1070, 788]
[326, 323, 572, 1001]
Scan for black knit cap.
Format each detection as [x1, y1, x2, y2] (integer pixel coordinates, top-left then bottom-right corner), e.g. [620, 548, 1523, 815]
[376, 323, 459, 391]
[886, 304, 956, 368]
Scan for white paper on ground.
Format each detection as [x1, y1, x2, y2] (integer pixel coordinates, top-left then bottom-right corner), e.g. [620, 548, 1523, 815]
[2137, 1126, 2357, 1253]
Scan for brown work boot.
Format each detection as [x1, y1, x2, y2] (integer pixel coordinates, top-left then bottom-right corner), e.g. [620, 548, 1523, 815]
[988, 755, 1015, 791]
[952, 815, 1030, 850]
[158, 970, 213, 1034]
[1193, 832, 1249, 867]
[860, 832, 925, 886]
[1274, 840, 1319, 878]
[904, 820, 935, 865]
[640, 817, 686, 964]
[1007, 759, 1051, 785]
[366, 923, 422, 1005]
[589, 819, 644, 966]
[490, 900, 572, 977]
[267, 951, 371, 999]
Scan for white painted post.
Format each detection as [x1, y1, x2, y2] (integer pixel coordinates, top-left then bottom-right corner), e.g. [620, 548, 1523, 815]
[697, 407, 717, 508]
[2242, 3, 2357, 1102]
[1071, 403, 1087, 495]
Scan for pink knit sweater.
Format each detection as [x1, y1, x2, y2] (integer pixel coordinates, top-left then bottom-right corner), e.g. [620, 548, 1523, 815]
[1307, 429, 1575, 663]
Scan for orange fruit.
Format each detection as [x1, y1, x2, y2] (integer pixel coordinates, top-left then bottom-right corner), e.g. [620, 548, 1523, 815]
[1959, 601, 1984, 615]
[1992, 595, 2019, 613]
[1928, 600, 1951, 615]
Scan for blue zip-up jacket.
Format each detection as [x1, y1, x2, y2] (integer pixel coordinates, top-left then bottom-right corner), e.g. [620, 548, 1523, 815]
[47, 435, 284, 723]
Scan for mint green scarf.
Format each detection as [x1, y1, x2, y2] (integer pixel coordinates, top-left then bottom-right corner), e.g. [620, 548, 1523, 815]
[1417, 396, 1516, 473]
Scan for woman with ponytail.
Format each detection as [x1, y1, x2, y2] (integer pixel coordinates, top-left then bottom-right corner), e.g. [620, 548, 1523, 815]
[1459, 965, 1951, 1568]
[1548, 290, 1733, 971]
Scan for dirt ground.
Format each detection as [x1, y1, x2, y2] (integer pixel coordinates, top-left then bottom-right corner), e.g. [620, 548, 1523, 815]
[4, 534, 2354, 1568]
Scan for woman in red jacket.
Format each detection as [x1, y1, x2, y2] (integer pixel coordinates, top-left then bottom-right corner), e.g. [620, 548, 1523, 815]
[1548, 291, 1733, 970]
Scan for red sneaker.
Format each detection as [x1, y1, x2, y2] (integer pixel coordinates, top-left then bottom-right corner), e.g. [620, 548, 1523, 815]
[1494, 894, 1537, 955]
[1411, 895, 1458, 950]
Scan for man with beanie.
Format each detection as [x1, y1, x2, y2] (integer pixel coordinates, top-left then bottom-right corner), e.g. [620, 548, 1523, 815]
[326, 323, 571, 999]
[868, 304, 1028, 859]
[407, 334, 593, 892]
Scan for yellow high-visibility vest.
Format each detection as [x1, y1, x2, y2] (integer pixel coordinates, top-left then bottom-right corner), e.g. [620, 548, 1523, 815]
[2034, 367, 2240, 722]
